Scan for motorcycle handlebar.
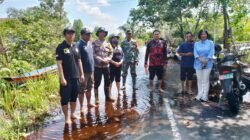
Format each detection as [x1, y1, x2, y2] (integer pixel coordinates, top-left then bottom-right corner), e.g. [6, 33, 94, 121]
[236, 54, 246, 58]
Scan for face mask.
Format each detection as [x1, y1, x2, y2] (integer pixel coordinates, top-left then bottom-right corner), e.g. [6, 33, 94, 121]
[111, 40, 118, 46]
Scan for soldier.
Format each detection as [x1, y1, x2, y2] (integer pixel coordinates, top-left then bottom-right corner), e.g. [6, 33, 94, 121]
[121, 30, 139, 90]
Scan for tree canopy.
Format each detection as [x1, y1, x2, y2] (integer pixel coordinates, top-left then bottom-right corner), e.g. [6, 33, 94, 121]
[73, 19, 84, 41]
[129, 0, 250, 49]
[0, 0, 69, 76]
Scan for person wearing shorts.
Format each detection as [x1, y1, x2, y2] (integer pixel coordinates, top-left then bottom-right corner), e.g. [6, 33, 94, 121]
[109, 34, 124, 96]
[144, 30, 167, 93]
[177, 32, 195, 94]
[76, 28, 95, 114]
[56, 26, 85, 124]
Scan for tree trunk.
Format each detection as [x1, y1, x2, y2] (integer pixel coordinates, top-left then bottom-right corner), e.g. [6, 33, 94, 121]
[0, 36, 10, 65]
[222, 4, 231, 52]
[178, 8, 184, 40]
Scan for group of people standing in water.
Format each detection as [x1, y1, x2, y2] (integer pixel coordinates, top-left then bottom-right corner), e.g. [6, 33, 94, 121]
[56, 26, 140, 124]
[56, 26, 214, 124]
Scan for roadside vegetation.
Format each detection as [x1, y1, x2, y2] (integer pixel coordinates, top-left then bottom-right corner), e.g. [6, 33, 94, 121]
[0, 75, 59, 139]
[0, 0, 65, 139]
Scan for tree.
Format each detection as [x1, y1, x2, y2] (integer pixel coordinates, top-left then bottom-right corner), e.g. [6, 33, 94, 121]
[39, 0, 67, 20]
[73, 19, 83, 41]
[0, 0, 69, 74]
[128, 0, 250, 50]
[129, 0, 206, 39]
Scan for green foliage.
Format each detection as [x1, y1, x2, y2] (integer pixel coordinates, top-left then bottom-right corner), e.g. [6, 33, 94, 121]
[73, 19, 83, 41]
[118, 21, 151, 42]
[0, 0, 68, 139]
[129, 0, 250, 47]
[130, 0, 206, 39]
[0, 0, 69, 69]
[0, 75, 59, 139]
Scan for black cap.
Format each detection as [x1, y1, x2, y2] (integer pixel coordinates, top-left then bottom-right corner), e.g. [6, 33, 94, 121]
[63, 26, 75, 35]
[126, 30, 132, 34]
[109, 34, 120, 42]
[96, 27, 108, 37]
[81, 28, 91, 35]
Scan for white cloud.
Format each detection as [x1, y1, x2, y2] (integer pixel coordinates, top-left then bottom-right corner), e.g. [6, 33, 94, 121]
[97, 0, 110, 7]
[74, 0, 119, 33]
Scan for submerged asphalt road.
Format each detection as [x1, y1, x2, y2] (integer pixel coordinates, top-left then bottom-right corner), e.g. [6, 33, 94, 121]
[28, 47, 250, 140]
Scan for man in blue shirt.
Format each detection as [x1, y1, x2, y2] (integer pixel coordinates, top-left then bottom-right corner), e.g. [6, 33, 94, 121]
[77, 28, 96, 114]
[177, 32, 195, 94]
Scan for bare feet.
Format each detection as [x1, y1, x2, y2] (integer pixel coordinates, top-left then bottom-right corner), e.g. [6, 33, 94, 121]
[71, 114, 80, 119]
[95, 100, 100, 105]
[121, 86, 126, 90]
[188, 90, 194, 95]
[65, 118, 72, 124]
[118, 91, 123, 96]
[80, 107, 87, 115]
[80, 108, 84, 114]
[158, 88, 164, 93]
[106, 97, 115, 102]
[149, 88, 153, 93]
[88, 103, 96, 108]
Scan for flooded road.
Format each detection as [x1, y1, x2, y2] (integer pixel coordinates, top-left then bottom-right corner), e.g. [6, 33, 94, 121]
[28, 47, 250, 140]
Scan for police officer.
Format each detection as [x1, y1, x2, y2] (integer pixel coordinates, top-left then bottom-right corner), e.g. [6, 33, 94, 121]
[93, 27, 115, 104]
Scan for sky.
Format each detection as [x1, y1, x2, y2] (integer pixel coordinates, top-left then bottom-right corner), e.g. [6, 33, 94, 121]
[0, 0, 138, 33]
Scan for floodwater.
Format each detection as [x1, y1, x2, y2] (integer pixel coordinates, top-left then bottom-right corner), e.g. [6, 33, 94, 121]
[27, 47, 250, 140]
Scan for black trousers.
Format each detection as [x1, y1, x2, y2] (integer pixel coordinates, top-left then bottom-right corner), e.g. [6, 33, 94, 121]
[94, 67, 110, 89]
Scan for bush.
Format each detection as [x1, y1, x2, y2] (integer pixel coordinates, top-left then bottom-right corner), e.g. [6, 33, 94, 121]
[0, 75, 59, 139]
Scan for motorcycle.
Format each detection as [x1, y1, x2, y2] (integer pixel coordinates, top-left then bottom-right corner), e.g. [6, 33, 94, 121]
[210, 45, 249, 114]
[241, 64, 250, 100]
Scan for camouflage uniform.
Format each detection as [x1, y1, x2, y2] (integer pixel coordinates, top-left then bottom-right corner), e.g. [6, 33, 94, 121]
[121, 39, 139, 88]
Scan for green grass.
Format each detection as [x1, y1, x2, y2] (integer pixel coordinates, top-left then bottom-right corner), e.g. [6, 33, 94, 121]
[0, 74, 59, 140]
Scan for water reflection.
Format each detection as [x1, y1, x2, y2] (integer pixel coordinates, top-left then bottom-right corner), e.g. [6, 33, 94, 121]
[53, 88, 142, 139]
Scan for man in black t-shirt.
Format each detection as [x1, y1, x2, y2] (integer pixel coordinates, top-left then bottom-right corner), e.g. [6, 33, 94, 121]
[56, 26, 85, 124]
